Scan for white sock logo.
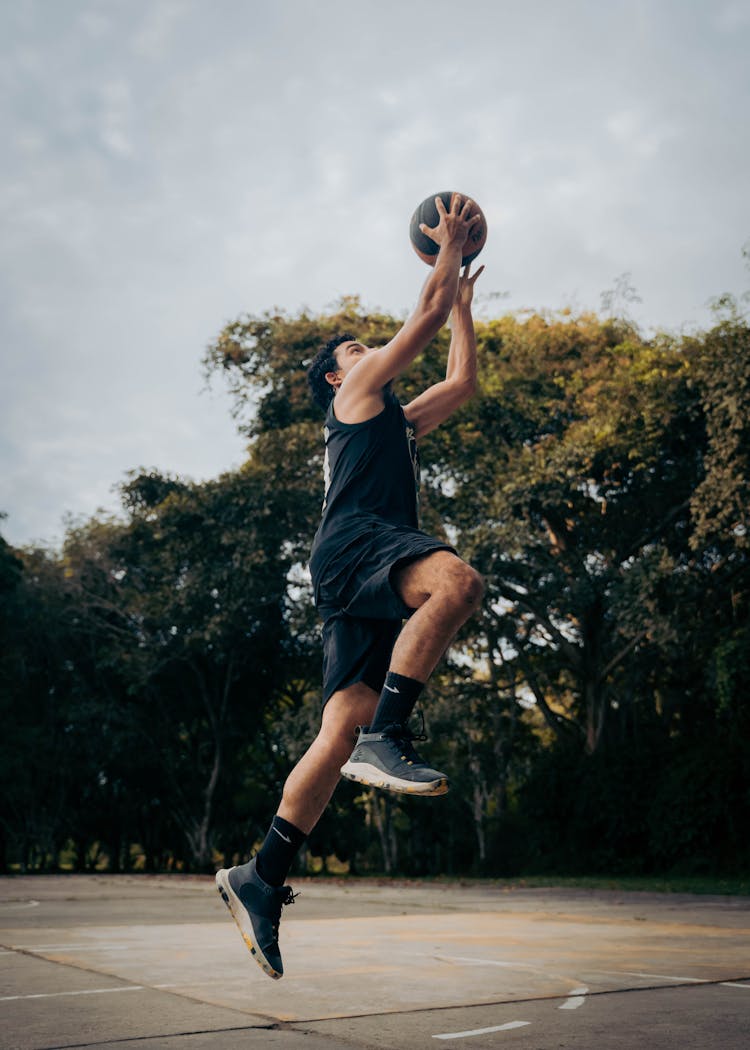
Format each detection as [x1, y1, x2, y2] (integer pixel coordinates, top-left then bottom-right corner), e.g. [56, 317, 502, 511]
[272, 826, 292, 843]
[384, 685, 400, 693]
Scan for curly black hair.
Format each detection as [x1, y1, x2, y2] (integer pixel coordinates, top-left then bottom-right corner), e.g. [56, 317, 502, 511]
[307, 332, 356, 412]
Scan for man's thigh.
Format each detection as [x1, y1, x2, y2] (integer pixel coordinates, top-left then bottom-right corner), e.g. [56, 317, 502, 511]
[391, 550, 474, 610]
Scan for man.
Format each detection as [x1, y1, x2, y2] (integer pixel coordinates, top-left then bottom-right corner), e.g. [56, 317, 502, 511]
[216, 193, 485, 980]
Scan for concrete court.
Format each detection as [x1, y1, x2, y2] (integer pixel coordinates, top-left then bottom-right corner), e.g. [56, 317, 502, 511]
[1, 874, 749, 1050]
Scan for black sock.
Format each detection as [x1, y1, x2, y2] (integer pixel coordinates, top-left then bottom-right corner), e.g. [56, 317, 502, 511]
[369, 672, 424, 732]
[255, 815, 306, 887]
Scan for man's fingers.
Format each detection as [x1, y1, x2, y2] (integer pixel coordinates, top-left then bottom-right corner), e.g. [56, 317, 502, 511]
[471, 264, 485, 283]
[435, 195, 448, 216]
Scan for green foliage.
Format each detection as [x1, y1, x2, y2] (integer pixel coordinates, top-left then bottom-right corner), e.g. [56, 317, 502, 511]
[688, 317, 750, 553]
[2, 295, 749, 877]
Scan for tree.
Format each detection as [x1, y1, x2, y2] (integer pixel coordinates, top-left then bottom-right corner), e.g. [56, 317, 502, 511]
[205, 298, 749, 873]
[4, 291, 748, 877]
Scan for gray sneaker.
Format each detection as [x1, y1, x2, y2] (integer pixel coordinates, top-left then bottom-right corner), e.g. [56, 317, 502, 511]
[215, 857, 296, 979]
[340, 723, 450, 796]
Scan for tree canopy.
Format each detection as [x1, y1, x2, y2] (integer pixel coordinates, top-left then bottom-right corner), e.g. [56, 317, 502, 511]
[2, 296, 748, 876]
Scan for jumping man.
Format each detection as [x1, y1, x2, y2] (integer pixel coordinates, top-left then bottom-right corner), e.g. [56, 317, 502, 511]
[216, 193, 485, 979]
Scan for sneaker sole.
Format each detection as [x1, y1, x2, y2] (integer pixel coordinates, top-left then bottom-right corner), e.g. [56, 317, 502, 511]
[340, 760, 449, 796]
[215, 868, 282, 980]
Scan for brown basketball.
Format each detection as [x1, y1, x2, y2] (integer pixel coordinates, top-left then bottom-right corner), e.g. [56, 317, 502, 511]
[409, 191, 487, 267]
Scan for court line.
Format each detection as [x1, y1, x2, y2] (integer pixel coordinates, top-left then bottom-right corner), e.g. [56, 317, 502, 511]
[11, 944, 133, 953]
[435, 953, 590, 1011]
[0, 986, 143, 1002]
[290, 974, 750, 1025]
[560, 985, 588, 1010]
[434, 1020, 530, 1039]
[433, 954, 517, 967]
[597, 970, 709, 983]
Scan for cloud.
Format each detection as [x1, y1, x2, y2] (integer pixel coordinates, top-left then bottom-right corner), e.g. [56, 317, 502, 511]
[131, 1, 189, 59]
[1, 0, 749, 546]
[715, 1, 750, 31]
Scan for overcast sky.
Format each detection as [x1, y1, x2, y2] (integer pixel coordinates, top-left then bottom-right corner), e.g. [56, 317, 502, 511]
[2, 0, 749, 549]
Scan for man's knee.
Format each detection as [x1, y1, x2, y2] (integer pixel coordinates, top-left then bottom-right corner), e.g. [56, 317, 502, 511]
[395, 551, 483, 610]
[459, 563, 485, 607]
[321, 683, 378, 747]
[448, 561, 484, 611]
[431, 555, 483, 605]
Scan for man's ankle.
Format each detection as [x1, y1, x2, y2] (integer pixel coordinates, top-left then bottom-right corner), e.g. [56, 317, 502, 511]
[369, 672, 424, 732]
[255, 815, 306, 886]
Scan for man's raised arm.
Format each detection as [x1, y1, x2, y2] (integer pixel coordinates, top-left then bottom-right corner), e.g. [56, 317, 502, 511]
[403, 262, 484, 439]
[334, 195, 480, 416]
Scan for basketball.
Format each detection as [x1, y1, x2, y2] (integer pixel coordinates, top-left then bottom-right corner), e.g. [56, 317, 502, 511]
[409, 191, 487, 267]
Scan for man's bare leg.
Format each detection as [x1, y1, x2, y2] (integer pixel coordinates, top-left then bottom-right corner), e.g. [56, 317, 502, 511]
[390, 550, 484, 679]
[277, 681, 378, 833]
[215, 681, 378, 979]
[277, 552, 481, 825]
[217, 552, 482, 974]
[340, 550, 483, 795]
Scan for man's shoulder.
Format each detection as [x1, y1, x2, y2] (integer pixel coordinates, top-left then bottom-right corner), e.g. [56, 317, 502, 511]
[326, 389, 400, 429]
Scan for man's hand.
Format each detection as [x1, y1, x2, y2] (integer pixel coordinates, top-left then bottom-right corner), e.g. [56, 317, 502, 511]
[331, 195, 478, 425]
[419, 193, 481, 253]
[455, 261, 485, 310]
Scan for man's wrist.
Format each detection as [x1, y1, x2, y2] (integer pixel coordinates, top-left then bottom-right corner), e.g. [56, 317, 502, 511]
[436, 241, 464, 263]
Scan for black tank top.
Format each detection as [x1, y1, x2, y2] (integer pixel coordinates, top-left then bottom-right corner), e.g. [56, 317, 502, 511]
[310, 392, 420, 566]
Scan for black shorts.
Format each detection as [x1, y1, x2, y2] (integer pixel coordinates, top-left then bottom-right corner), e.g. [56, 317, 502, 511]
[310, 522, 455, 704]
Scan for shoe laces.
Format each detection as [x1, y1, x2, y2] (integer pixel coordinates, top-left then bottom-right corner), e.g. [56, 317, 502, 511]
[272, 886, 298, 939]
[381, 715, 428, 761]
[282, 887, 298, 908]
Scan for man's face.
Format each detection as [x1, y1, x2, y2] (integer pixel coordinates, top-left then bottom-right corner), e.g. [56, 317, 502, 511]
[325, 340, 378, 391]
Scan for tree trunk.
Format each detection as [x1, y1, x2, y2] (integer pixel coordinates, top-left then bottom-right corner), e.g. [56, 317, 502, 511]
[368, 792, 397, 873]
[185, 741, 222, 871]
[472, 781, 487, 866]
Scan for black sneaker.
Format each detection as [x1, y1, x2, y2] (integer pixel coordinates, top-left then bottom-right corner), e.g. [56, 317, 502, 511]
[340, 722, 450, 796]
[215, 857, 296, 980]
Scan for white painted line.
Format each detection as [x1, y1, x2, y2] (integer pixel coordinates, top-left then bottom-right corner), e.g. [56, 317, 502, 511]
[13, 944, 132, 953]
[0, 986, 143, 1003]
[721, 982, 750, 989]
[560, 985, 588, 1010]
[597, 970, 709, 984]
[618, 971, 708, 983]
[433, 1021, 530, 1039]
[434, 954, 518, 968]
[0, 900, 39, 910]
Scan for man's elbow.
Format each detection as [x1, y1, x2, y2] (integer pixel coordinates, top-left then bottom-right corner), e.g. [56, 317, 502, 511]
[450, 376, 477, 403]
[420, 301, 452, 332]
[421, 283, 456, 327]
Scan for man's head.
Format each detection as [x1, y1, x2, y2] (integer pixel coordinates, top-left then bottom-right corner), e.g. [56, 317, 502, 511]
[307, 333, 376, 411]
